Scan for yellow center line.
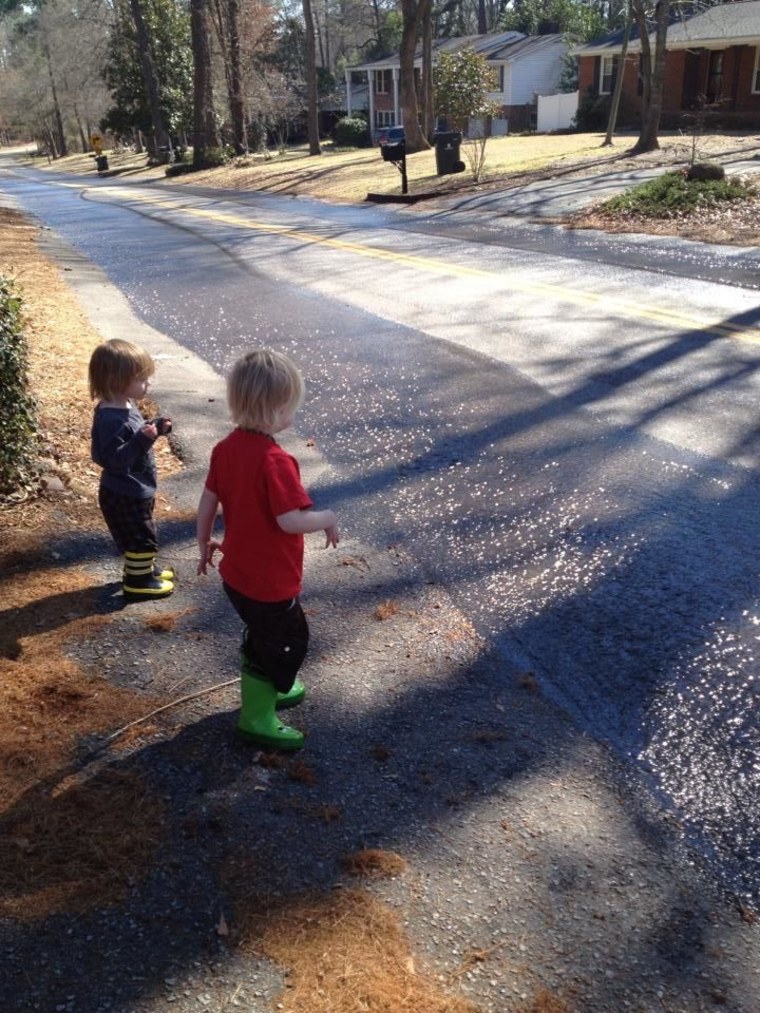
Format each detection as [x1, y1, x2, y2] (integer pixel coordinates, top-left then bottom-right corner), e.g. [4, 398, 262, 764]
[75, 184, 760, 345]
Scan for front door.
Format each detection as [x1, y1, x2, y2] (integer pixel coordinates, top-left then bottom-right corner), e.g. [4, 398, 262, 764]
[682, 48, 702, 109]
[705, 49, 724, 104]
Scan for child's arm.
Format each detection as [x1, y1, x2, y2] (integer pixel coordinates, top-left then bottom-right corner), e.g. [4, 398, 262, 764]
[277, 508, 340, 548]
[95, 420, 155, 473]
[197, 487, 222, 574]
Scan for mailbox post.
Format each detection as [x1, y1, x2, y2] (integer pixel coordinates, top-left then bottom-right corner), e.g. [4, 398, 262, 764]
[379, 126, 407, 195]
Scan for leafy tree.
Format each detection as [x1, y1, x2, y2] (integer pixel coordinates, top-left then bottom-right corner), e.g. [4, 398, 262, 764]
[433, 47, 497, 131]
[501, 0, 606, 41]
[433, 47, 499, 180]
[102, 0, 192, 155]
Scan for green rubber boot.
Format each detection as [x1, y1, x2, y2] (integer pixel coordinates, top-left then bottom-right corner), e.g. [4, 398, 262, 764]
[237, 670, 304, 751]
[240, 650, 305, 710]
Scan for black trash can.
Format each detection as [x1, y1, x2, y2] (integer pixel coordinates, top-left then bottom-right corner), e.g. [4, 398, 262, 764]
[95, 155, 109, 172]
[433, 131, 465, 176]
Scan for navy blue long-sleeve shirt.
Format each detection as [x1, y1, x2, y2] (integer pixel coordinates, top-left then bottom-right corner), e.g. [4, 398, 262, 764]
[91, 404, 157, 499]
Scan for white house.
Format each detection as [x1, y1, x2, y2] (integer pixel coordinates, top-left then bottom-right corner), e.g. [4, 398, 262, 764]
[346, 31, 568, 138]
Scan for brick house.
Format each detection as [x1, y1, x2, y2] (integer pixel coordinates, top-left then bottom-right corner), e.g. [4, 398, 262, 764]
[573, 0, 760, 128]
[346, 31, 568, 139]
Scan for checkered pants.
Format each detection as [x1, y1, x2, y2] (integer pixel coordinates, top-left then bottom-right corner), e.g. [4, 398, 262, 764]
[98, 486, 158, 554]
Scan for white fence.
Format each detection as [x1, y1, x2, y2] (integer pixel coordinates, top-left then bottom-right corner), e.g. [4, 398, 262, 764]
[537, 91, 579, 133]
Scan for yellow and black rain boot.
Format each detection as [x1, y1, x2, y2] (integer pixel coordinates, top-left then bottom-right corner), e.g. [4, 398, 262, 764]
[125, 556, 175, 581]
[240, 648, 305, 710]
[237, 668, 304, 751]
[123, 551, 174, 601]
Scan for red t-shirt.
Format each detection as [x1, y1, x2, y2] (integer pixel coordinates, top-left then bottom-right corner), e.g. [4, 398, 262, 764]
[205, 429, 313, 601]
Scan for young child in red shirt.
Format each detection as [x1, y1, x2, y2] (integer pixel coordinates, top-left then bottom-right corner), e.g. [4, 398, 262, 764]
[196, 349, 339, 751]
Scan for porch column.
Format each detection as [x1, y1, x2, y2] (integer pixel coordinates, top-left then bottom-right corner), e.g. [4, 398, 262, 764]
[368, 70, 375, 139]
[392, 67, 400, 125]
[345, 70, 352, 117]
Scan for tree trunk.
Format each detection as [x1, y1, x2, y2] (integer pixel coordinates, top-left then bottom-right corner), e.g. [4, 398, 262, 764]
[191, 0, 220, 166]
[477, 0, 487, 34]
[75, 108, 88, 154]
[631, 0, 669, 154]
[211, 0, 246, 153]
[227, 0, 246, 153]
[128, 0, 172, 160]
[42, 38, 67, 158]
[421, 6, 434, 139]
[303, 0, 322, 155]
[399, 0, 431, 152]
[603, 3, 632, 147]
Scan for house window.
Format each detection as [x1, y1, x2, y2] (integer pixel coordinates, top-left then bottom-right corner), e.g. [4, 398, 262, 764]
[375, 110, 394, 128]
[599, 55, 617, 95]
[375, 69, 392, 94]
[753, 48, 760, 93]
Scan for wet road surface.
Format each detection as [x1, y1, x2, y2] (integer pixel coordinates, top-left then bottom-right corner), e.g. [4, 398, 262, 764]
[1, 163, 758, 906]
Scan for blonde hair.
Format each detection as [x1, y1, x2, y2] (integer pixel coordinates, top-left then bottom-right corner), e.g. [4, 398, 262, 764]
[227, 349, 304, 431]
[89, 339, 154, 401]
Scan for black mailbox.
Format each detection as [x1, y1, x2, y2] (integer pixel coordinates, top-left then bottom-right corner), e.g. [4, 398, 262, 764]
[381, 141, 405, 162]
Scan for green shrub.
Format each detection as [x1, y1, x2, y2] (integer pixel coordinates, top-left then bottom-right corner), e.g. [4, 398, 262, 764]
[574, 87, 610, 132]
[602, 171, 756, 218]
[164, 161, 197, 177]
[199, 145, 234, 167]
[0, 275, 38, 496]
[332, 116, 370, 148]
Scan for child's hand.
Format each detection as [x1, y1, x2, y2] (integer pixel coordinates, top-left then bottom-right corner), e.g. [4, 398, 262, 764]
[141, 421, 158, 440]
[197, 539, 222, 575]
[324, 524, 340, 549]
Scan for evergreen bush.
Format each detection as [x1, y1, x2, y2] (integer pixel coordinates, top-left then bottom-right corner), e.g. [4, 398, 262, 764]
[574, 87, 610, 132]
[602, 171, 755, 218]
[332, 117, 370, 148]
[0, 275, 38, 496]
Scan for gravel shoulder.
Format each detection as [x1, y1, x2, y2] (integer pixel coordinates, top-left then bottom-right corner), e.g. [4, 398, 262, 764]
[2, 225, 759, 1013]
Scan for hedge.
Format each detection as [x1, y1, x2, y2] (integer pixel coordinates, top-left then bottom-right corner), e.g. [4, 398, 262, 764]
[0, 274, 38, 496]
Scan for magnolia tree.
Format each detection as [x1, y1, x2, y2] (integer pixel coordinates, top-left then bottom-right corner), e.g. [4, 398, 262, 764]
[432, 48, 499, 181]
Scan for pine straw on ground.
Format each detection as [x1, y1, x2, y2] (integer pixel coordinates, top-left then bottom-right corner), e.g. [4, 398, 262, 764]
[0, 566, 169, 919]
[0, 207, 174, 919]
[239, 888, 478, 1013]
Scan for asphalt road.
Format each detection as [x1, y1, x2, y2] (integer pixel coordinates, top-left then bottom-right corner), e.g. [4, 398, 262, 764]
[1, 160, 759, 906]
